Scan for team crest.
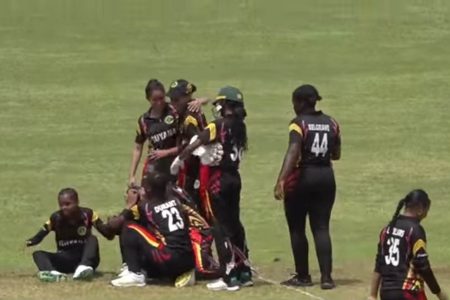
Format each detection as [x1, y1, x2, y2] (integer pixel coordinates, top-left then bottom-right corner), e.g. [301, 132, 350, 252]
[77, 226, 87, 236]
[164, 115, 174, 125]
[237, 93, 242, 100]
[170, 81, 178, 88]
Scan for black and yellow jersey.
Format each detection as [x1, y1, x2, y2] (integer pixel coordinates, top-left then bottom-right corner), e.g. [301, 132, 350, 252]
[181, 111, 207, 143]
[125, 198, 192, 253]
[135, 104, 179, 150]
[180, 111, 207, 186]
[28, 207, 112, 251]
[375, 215, 440, 294]
[199, 118, 243, 171]
[135, 104, 180, 173]
[289, 111, 340, 167]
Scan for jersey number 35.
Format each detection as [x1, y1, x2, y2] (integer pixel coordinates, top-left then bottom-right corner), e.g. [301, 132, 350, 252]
[384, 237, 400, 267]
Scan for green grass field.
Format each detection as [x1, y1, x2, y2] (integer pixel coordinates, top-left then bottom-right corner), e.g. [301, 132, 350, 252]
[1, 1, 450, 299]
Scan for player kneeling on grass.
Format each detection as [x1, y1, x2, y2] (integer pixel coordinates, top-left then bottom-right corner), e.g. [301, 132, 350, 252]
[110, 172, 196, 288]
[368, 190, 448, 300]
[116, 184, 220, 281]
[26, 188, 115, 282]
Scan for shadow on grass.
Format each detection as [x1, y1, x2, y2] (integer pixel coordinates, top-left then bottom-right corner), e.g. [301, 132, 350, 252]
[93, 271, 116, 279]
[335, 278, 363, 286]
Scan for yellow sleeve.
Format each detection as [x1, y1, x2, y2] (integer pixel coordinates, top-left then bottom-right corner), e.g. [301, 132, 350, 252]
[91, 211, 99, 223]
[289, 123, 303, 136]
[131, 205, 140, 220]
[43, 219, 52, 231]
[184, 115, 198, 128]
[413, 239, 426, 256]
[206, 123, 216, 142]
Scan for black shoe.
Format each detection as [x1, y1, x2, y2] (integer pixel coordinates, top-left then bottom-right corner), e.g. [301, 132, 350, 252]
[281, 275, 313, 287]
[320, 277, 336, 290]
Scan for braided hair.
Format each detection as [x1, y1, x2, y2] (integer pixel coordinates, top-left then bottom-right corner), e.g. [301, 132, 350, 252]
[389, 189, 430, 228]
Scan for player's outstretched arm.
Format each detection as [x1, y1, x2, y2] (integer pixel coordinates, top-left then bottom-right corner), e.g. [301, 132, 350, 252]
[26, 225, 50, 247]
[187, 97, 209, 113]
[93, 218, 116, 240]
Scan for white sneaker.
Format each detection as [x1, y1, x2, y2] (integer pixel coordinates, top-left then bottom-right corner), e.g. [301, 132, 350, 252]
[118, 264, 130, 278]
[50, 270, 66, 276]
[206, 278, 240, 291]
[118, 263, 127, 273]
[73, 265, 94, 280]
[111, 272, 146, 287]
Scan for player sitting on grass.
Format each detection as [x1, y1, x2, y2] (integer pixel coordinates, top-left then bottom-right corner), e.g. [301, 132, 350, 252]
[368, 189, 448, 300]
[109, 172, 196, 288]
[26, 188, 115, 282]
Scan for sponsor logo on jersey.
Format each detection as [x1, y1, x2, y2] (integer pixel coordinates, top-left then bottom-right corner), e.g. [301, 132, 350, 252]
[58, 239, 86, 247]
[150, 127, 177, 144]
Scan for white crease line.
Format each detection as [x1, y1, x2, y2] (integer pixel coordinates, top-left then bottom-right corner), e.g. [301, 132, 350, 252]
[258, 275, 326, 300]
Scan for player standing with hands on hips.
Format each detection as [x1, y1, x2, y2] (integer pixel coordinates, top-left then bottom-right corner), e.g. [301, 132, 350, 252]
[368, 190, 447, 300]
[274, 84, 341, 289]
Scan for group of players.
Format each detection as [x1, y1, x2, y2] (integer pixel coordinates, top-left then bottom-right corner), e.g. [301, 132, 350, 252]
[26, 79, 251, 291]
[26, 80, 448, 299]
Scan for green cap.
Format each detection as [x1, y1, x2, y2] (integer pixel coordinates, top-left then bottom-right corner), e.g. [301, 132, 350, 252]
[215, 86, 244, 103]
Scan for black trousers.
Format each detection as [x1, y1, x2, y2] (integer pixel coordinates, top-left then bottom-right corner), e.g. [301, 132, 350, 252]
[380, 290, 427, 300]
[120, 223, 194, 278]
[209, 170, 249, 281]
[284, 166, 336, 278]
[32, 235, 100, 273]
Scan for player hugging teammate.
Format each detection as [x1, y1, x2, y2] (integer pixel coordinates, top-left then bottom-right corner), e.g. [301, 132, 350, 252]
[171, 86, 252, 291]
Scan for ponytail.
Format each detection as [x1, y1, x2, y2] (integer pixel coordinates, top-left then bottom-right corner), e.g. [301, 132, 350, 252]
[389, 198, 405, 228]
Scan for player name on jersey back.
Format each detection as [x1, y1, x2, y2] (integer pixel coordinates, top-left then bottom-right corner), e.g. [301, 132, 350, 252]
[386, 227, 405, 238]
[154, 199, 177, 213]
[308, 124, 330, 132]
